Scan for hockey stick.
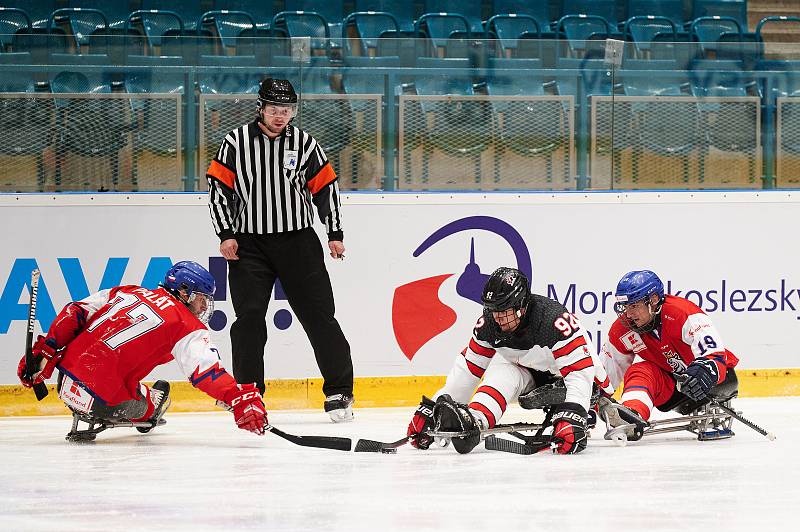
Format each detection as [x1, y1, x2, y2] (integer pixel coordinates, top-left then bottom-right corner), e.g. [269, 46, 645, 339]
[354, 422, 546, 453]
[710, 400, 776, 441]
[24, 269, 48, 400]
[265, 424, 352, 451]
[484, 432, 553, 455]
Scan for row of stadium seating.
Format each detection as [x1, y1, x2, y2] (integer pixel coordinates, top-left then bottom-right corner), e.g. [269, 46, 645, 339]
[0, 1, 760, 61]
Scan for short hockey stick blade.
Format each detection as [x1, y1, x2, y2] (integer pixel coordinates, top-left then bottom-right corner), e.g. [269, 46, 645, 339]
[485, 434, 553, 455]
[711, 400, 776, 441]
[354, 436, 409, 453]
[265, 425, 352, 451]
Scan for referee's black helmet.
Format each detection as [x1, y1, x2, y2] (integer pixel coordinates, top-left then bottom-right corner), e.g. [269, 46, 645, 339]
[257, 78, 298, 107]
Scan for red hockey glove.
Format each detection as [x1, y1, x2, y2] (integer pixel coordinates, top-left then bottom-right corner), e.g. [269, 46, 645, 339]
[550, 402, 588, 455]
[17, 336, 60, 387]
[224, 384, 267, 435]
[407, 396, 436, 449]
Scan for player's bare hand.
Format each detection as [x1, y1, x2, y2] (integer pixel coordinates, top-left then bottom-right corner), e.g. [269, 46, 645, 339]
[220, 239, 239, 261]
[328, 240, 345, 260]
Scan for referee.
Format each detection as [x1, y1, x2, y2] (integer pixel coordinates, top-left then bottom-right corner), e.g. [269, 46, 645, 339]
[206, 78, 354, 423]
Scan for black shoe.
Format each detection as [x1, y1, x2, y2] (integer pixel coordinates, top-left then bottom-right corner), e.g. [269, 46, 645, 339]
[324, 393, 354, 423]
[137, 380, 171, 433]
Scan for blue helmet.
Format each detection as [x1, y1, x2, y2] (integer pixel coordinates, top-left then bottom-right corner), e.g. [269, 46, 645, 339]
[163, 261, 215, 297]
[614, 270, 665, 332]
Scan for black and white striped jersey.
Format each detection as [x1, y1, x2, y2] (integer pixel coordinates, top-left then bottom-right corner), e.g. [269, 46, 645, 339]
[206, 120, 343, 242]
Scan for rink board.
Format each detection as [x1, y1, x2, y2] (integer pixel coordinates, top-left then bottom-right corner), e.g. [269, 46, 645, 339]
[1, 191, 799, 413]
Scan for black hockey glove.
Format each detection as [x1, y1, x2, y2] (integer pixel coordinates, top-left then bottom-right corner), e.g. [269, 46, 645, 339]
[407, 396, 435, 449]
[680, 358, 720, 402]
[550, 402, 588, 454]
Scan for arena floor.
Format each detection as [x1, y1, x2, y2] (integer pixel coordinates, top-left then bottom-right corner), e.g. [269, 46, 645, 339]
[1, 397, 796, 531]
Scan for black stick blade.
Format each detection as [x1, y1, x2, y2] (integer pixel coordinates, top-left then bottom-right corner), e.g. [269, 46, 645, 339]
[268, 426, 352, 451]
[354, 439, 386, 453]
[485, 436, 536, 455]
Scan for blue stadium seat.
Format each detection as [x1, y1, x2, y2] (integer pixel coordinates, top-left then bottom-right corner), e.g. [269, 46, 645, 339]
[272, 10, 330, 54]
[561, 0, 619, 26]
[424, 0, 483, 33]
[755, 15, 800, 44]
[692, 0, 748, 30]
[354, 1, 415, 32]
[141, 0, 205, 31]
[689, 59, 751, 98]
[48, 8, 107, 52]
[5, 0, 58, 28]
[621, 58, 684, 96]
[691, 16, 742, 57]
[68, 1, 130, 28]
[214, 0, 275, 28]
[486, 14, 541, 56]
[285, 0, 345, 47]
[556, 15, 613, 56]
[0, 7, 29, 50]
[127, 9, 184, 52]
[235, 27, 289, 64]
[492, 0, 552, 30]
[12, 26, 68, 64]
[199, 10, 256, 51]
[624, 16, 676, 56]
[626, 0, 684, 25]
[343, 11, 399, 56]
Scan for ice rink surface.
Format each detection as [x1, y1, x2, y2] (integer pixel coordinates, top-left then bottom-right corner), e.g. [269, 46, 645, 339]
[2, 396, 798, 532]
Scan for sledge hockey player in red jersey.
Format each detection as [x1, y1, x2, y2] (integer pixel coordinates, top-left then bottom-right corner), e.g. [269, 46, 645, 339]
[17, 261, 267, 441]
[598, 270, 740, 441]
[407, 267, 614, 455]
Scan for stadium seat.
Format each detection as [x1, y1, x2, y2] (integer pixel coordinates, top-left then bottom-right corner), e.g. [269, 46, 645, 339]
[486, 14, 541, 57]
[561, 0, 619, 26]
[127, 9, 183, 53]
[556, 15, 613, 56]
[624, 16, 677, 56]
[424, 0, 483, 33]
[272, 10, 330, 55]
[416, 13, 472, 53]
[48, 8, 107, 52]
[141, 0, 205, 31]
[199, 10, 256, 52]
[284, 0, 345, 48]
[626, 0, 684, 25]
[492, 0, 552, 31]
[691, 16, 742, 57]
[67, 1, 130, 28]
[12, 26, 68, 66]
[0, 7, 29, 51]
[692, 0, 748, 30]
[214, 0, 275, 28]
[343, 11, 399, 56]
[354, 1, 415, 31]
[6, 0, 58, 28]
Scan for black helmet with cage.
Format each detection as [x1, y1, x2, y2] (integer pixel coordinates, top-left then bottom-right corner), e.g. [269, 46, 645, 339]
[481, 267, 531, 338]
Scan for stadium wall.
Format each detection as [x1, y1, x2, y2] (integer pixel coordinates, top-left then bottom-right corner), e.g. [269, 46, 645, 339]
[1, 191, 798, 415]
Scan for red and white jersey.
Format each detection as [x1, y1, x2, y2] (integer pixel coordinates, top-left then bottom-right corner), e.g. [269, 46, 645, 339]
[601, 295, 739, 389]
[437, 294, 613, 412]
[50, 285, 239, 406]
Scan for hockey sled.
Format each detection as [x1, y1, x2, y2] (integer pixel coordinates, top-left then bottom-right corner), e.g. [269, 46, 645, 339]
[65, 410, 166, 442]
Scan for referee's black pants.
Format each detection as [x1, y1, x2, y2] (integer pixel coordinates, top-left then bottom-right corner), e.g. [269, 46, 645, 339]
[227, 228, 353, 398]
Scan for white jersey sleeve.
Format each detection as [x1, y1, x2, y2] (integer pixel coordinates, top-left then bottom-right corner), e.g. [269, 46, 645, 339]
[600, 340, 635, 390]
[435, 337, 496, 404]
[681, 313, 727, 359]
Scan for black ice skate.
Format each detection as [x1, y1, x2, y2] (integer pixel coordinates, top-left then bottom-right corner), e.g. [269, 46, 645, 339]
[324, 393, 354, 423]
[137, 380, 171, 433]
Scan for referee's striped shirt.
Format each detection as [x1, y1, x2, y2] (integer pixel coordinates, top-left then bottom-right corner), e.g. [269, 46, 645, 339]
[206, 120, 343, 242]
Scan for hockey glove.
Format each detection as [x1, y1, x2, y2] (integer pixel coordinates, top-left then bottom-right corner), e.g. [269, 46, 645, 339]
[17, 336, 60, 387]
[224, 383, 267, 435]
[407, 396, 436, 449]
[550, 402, 588, 455]
[680, 358, 720, 402]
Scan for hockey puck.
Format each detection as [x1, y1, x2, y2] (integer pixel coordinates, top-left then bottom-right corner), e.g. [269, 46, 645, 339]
[380, 447, 397, 454]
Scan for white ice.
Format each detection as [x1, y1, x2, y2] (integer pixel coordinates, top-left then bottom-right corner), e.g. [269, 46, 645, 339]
[2, 397, 798, 532]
